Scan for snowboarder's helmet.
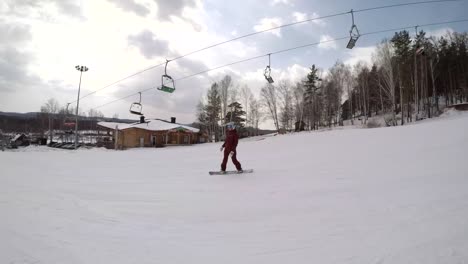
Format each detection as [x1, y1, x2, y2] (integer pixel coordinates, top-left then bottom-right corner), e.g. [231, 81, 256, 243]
[226, 122, 235, 130]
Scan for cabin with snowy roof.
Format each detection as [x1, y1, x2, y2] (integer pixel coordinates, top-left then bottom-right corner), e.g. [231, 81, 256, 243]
[97, 117, 208, 149]
[11, 133, 30, 147]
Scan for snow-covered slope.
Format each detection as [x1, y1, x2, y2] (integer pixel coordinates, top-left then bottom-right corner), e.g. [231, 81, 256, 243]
[1, 113, 468, 264]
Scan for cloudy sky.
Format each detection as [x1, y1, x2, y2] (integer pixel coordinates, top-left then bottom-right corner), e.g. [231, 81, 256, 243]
[1, 0, 467, 128]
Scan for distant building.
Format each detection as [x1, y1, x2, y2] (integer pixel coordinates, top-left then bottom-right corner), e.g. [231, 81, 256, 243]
[97, 117, 209, 149]
[11, 133, 30, 147]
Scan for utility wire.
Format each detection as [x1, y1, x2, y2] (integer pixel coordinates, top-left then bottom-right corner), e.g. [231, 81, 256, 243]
[90, 18, 468, 111]
[69, 0, 463, 105]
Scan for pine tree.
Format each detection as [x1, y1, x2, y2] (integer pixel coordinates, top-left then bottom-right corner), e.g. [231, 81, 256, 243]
[225, 102, 246, 129]
[367, 64, 379, 115]
[303, 65, 321, 130]
[392, 30, 412, 124]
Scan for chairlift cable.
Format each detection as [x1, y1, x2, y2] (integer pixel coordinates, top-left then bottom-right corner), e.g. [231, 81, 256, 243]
[76, 63, 165, 102]
[69, 0, 461, 104]
[90, 18, 468, 111]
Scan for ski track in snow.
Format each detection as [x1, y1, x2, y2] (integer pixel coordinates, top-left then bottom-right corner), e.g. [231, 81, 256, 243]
[1, 112, 468, 264]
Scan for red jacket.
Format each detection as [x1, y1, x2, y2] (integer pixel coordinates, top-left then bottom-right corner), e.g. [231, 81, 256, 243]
[222, 129, 239, 151]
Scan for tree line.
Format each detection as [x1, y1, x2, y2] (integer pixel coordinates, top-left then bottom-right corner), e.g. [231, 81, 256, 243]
[196, 30, 467, 138]
[0, 98, 118, 134]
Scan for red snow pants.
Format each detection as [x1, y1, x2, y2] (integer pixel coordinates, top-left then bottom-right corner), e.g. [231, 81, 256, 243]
[221, 148, 242, 171]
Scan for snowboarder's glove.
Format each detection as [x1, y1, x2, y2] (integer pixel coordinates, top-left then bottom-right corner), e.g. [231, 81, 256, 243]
[220, 146, 224, 152]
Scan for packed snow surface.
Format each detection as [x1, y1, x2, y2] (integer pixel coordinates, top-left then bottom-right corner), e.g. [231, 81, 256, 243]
[1, 113, 468, 264]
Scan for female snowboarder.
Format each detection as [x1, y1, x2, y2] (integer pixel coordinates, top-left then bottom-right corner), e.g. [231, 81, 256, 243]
[220, 122, 243, 173]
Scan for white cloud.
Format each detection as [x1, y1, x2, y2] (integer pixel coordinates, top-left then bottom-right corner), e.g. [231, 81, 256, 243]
[344, 46, 376, 67]
[0, 0, 260, 125]
[318, 35, 337, 50]
[292, 12, 325, 26]
[278, 64, 310, 83]
[424, 27, 454, 39]
[253, 17, 283, 37]
[292, 12, 306, 22]
[271, 0, 292, 6]
[309, 12, 326, 26]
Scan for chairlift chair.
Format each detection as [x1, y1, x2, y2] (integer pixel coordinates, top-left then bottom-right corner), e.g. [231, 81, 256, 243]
[264, 54, 274, 83]
[129, 92, 143, 115]
[346, 10, 360, 49]
[158, 59, 175, 93]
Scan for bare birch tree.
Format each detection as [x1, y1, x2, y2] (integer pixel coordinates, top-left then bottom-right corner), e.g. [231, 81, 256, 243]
[219, 75, 233, 123]
[293, 81, 306, 130]
[260, 83, 280, 132]
[374, 39, 398, 126]
[240, 85, 253, 128]
[249, 98, 262, 136]
[277, 80, 294, 131]
[40, 98, 60, 143]
[329, 62, 349, 125]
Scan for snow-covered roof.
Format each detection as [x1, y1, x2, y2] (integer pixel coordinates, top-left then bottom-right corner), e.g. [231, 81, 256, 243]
[97, 119, 199, 133]
[96, 122, 129, 130]
[12, 134, 26, 141]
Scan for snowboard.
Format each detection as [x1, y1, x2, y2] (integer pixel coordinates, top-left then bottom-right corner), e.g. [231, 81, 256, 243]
[209, 169, 253, 175]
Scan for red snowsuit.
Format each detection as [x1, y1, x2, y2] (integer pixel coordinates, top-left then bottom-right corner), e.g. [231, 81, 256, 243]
[221, 129, 242, 171]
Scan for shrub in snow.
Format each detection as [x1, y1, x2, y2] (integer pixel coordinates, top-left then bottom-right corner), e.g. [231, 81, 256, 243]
[366, 119, 381, 129]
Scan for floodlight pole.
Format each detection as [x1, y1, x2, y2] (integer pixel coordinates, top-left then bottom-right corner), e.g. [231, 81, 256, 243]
[74, 65, 88, 149]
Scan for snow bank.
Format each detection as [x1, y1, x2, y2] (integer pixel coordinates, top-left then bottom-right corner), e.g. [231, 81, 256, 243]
[1, 113, 468, 264]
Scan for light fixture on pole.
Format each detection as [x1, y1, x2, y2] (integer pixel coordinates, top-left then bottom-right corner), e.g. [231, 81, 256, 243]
[74, 65, 89, 149]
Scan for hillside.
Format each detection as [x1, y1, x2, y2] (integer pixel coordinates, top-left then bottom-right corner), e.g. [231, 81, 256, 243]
[1, 111, 467, 263]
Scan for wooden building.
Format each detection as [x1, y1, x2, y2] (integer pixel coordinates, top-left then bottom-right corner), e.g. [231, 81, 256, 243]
[11, 133, 30, 147]
[97, 118, 208, 149]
